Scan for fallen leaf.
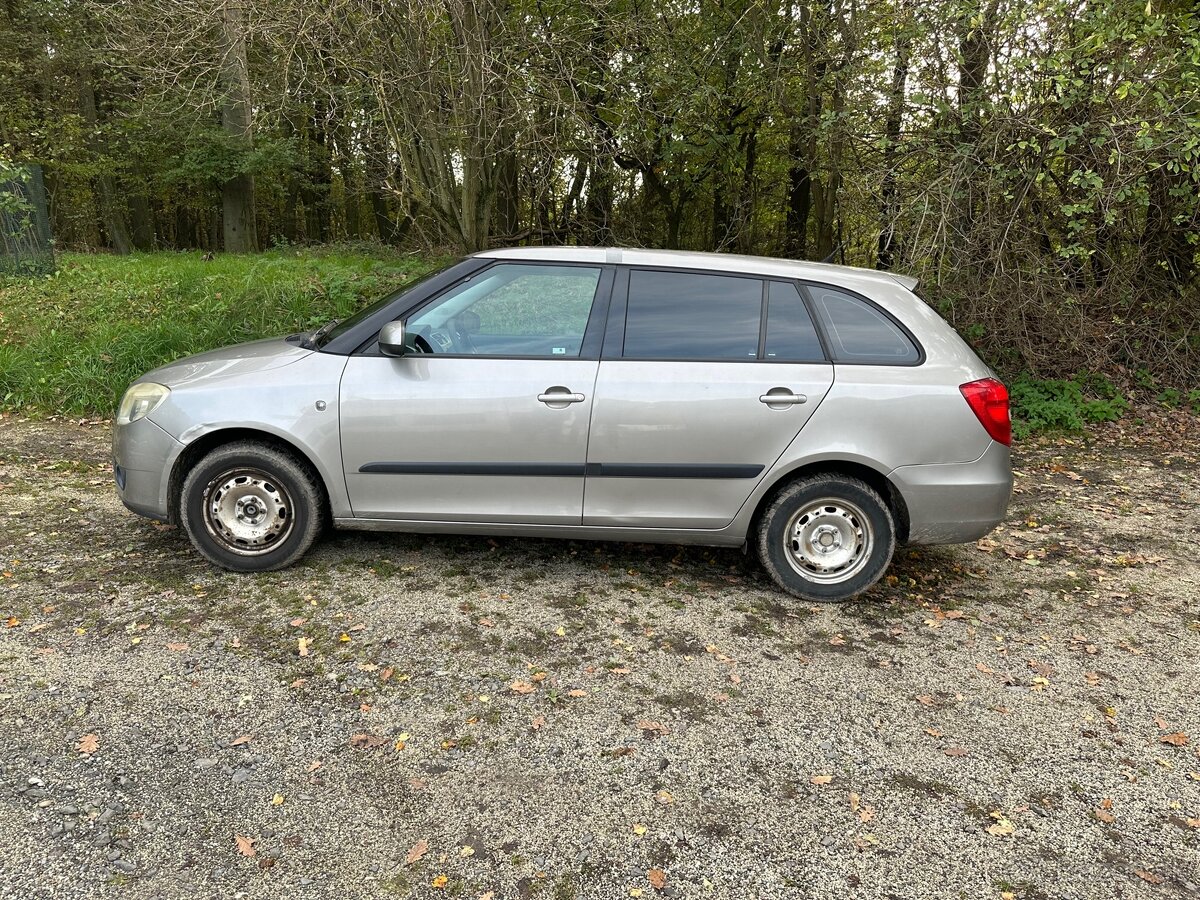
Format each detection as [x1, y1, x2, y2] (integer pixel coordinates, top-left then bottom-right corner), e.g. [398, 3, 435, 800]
[1134, 869, 1164, 885]
[235, 835, 256, 857]
[297, 637, 310, 657]
[479, 893, 495, 900]
[5, 616, 19, 628]
[1161, 732, 1189, 747]
[1153, 715, 1168, 729]
[647, 868, 666, 890]
[632, 823, 647, 836]
[478, 617, 496, 627]
[849, 792, 860, 812]
[405, 839, 429, 865]
[270, 794, 285, 806]
[1085, 671, 1101, 686]
[944, 746, 969, 757]
[380, 666, 395, 681]
[228, 734, 253, 747]
[729, 671, 742, 684]
[289, 617, 306, 627]
[459, 845, 475, 857]
[509, 680, 537, 695]
[1094, 808, 1115, 824]
[76, 733, 100, 755]
[924, 727, 943, 738]
[567, 689, 587, 698]
[349, 732, 387, 749]
[306, 760, 322, 773]
[829, 634, 846, 646]
[986, 817, 1015, 837]
[975, 662, 995, 674]
[916, 694, 937, 706]
[636, 720, 670, 736]
[655, 789, 674, 804]
[858, 805, 875, 823]
[166, 642, 189, 652]
[431, 874, 449, 889]
[809, 774, 833, 785]
[530, 715, 546, 731]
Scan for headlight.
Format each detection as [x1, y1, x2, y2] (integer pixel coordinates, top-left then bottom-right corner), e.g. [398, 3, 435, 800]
[116, 383, 170, 425]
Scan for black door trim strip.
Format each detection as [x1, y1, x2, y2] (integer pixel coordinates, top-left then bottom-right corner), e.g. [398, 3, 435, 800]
[359, 462, 765, 479]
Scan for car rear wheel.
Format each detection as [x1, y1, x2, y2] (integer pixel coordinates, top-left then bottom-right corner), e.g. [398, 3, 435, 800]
[756, 474, 895, 602]
[180, 441, 325, 572]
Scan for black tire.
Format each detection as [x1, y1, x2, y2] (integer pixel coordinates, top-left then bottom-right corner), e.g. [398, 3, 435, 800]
[179, 441, 326, 572]
[756, 474, 895, 602]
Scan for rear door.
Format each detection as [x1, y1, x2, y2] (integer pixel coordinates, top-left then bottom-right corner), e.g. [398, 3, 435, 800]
[584, 271, 833, 529]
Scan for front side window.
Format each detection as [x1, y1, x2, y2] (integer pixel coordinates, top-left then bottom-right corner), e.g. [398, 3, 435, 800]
[405, 263, 601, 357]
[808, 285, 920, 364]
[623, 270, 762, 360]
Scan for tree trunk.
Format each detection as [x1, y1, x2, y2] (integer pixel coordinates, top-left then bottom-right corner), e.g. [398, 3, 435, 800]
[877, 11, 910, 270]
[76, 75, 131, 254]
[218, 0, 258, 252]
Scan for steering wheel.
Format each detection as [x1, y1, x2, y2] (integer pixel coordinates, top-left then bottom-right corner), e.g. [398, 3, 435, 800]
[411, 325, 435, 354]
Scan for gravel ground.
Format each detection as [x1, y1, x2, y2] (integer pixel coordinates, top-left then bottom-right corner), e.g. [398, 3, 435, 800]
[0, 412, 1198, 900]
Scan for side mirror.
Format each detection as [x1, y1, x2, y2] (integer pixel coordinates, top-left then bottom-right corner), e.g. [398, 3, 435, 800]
[378, 320, 406, 357]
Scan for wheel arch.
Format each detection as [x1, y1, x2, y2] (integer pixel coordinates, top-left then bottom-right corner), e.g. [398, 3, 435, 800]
[167, 427, 330, 526]
[748, 459, 910, 545]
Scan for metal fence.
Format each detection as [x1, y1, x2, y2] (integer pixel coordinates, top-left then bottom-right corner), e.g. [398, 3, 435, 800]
[0, 164, 55, 275]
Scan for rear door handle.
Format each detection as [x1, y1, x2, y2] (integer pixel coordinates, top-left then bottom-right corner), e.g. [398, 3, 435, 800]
[538, 389, 586, 405]
[759, 390, 808, 406]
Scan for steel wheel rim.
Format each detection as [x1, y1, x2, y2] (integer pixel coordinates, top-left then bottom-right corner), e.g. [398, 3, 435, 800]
[201, 468, 294, 556]
[783, 497, 873, 584]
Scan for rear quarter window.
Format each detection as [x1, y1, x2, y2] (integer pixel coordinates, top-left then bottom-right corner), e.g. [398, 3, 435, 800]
[808, 285, 921, 364]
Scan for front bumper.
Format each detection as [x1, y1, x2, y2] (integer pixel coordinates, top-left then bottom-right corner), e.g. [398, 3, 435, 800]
[890, 441, 1013, 544]
[112, 416, 183, 522]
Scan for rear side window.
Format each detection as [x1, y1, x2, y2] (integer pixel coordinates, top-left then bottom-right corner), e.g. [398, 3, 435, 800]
[808, 285, 920, 364]
[623, 270, 761, 360]
[765, 282, 824, 362]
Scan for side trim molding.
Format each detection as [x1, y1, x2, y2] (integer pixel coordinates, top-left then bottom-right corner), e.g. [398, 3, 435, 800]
[358, 462, 765, 479]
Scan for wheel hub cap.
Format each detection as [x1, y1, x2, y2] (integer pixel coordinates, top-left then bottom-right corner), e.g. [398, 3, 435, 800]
[784, 499, 873, 584]
[202, 469, 294, 556]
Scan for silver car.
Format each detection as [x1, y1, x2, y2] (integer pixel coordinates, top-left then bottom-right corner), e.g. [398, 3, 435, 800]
[113, 248, 1012, 601]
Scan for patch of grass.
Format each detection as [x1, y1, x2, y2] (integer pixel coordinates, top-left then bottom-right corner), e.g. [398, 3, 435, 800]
[0, 247, 440, 415]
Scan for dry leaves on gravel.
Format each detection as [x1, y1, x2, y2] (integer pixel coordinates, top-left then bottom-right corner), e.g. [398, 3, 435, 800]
[76, 733, 100, 755]
[235, 835, 256, 857]
[405, 839, 429, 865]
[1160, 732, 1189, 747]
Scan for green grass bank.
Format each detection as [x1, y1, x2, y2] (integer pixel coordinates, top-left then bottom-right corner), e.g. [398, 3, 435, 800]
[0, 248, 436, 415]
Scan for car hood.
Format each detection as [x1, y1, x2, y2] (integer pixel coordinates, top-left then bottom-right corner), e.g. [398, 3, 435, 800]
[138, 337, 314, 389]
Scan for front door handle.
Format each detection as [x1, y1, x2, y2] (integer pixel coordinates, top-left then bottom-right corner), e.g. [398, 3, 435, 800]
[538, 387, 586, 406]
[759, 389, 808, 407]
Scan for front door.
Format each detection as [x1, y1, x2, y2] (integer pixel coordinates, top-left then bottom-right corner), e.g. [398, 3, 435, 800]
[339, 262, 610, 523]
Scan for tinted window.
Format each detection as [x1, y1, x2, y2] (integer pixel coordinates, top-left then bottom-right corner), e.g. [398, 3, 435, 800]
[623, 270, 762, 360]
[765, 282, 825, 361]
[809, 286, 920, 363]
[406, 264, 601, 357]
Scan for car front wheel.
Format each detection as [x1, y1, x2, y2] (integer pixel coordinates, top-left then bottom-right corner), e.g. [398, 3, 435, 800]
[756, 474, 895, 602]
[180, 441, 325, 572]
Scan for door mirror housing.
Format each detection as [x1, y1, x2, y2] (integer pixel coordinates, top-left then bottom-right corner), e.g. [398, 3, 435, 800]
[378, 320, 406, 357]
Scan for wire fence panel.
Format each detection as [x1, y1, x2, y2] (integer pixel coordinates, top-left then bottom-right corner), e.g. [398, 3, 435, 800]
[0, 164, 55, 276]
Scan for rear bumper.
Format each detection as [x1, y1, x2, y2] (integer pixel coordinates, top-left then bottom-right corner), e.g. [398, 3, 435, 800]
[112, 416, 182, 522]
[890, 441, 1012, 544]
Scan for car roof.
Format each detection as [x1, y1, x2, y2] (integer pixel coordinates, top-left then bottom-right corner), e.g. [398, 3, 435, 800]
[472, 246, 919, 292]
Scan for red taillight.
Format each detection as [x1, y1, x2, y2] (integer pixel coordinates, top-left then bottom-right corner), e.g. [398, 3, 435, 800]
[959, 378, 1011, 446]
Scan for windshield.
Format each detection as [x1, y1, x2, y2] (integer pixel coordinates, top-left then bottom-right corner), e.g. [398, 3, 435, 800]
[315, 263, 457, 349]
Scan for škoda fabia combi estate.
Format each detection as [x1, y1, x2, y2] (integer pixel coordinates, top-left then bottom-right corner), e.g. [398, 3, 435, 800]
[113, 248, 1012, 601]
